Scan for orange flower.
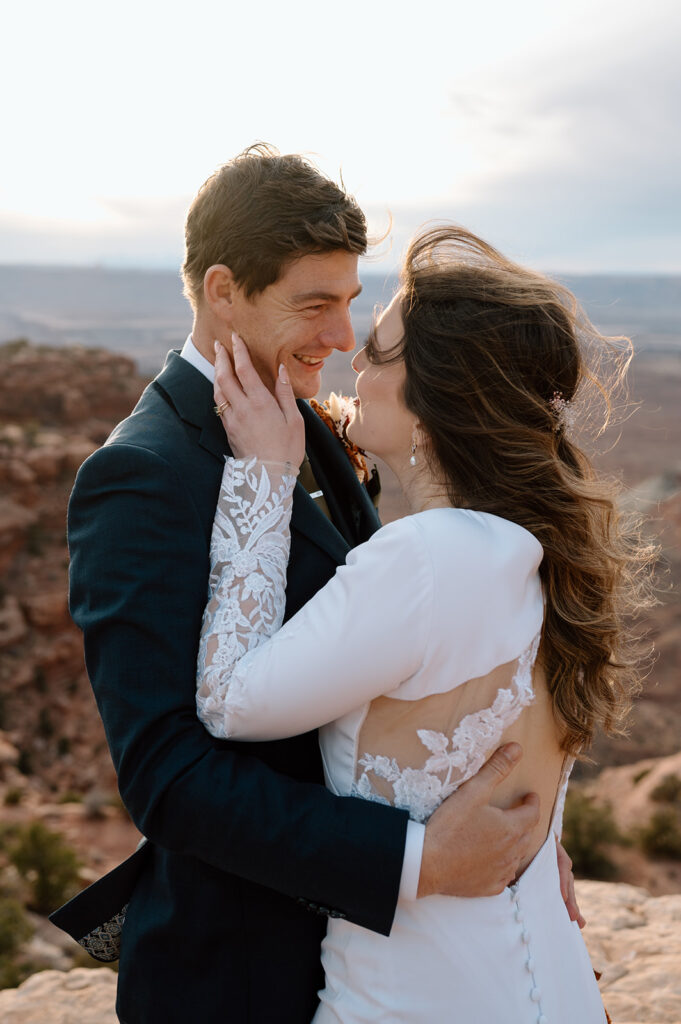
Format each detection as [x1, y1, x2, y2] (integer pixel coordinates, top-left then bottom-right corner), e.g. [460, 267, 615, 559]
[310, 393, 369, 485]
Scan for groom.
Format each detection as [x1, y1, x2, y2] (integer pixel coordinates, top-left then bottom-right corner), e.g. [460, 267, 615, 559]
[65, 145, 572, 1023]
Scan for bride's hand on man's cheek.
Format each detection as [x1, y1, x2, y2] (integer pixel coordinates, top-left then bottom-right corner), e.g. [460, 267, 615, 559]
[213, 334, 305, 468]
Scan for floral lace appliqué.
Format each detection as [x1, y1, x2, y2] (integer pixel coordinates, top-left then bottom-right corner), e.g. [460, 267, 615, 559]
[196, 456, 297, 739]
[352, 633, 542, 823]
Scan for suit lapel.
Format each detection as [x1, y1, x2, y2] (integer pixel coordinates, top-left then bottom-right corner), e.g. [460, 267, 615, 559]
[290, 401, 354, 563]
[300, 402, 381, 548]
[302, 401, 381, 544]
[291, 483, 350, 565]
[154, 353, 354, 564]
[153, 350, 229, 464]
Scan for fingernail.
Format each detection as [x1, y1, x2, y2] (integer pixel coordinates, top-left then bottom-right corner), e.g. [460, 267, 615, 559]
[504, 742, 522, 763]
[279, 363, 289, 384]
[231, 331, 240, 346]
[214, 340, 220, 353]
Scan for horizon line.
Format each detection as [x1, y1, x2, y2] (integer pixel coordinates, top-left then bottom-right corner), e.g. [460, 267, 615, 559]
[0, 261, 680, 279]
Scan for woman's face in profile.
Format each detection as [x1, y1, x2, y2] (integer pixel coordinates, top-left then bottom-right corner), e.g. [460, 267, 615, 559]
[348, 292, 414, 468]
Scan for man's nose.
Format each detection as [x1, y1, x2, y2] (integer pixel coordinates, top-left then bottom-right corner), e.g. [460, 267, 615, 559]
[322, 309, 355, 353]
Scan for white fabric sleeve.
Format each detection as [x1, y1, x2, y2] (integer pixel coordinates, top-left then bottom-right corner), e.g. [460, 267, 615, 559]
[196, 455, 299, 739]
[399, 820, 425, 901]
[196, 458, 433, 742]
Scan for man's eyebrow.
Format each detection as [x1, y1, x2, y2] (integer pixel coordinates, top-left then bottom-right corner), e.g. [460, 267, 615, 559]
[291, 284, 363, 304]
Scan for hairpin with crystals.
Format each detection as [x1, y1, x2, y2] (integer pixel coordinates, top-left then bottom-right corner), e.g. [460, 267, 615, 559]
[548, 391, 575, 434]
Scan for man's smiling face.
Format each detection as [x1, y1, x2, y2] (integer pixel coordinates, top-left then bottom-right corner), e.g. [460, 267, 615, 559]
[229, 249, 362, 399]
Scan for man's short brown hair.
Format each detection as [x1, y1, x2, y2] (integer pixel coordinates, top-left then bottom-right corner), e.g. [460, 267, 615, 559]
[181, 143, 367, 309]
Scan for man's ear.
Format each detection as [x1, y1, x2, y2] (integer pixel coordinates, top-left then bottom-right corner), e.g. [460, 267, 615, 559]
[203, 265, 237, 318]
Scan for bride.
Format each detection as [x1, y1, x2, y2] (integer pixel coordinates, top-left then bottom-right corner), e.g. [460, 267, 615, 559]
[196, 225, 644, 1022]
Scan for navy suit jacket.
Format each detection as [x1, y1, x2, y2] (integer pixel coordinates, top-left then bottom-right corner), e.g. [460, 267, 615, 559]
[65, 351, 409, 1023]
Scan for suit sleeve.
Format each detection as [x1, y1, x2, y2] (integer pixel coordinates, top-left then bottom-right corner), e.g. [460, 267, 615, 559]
[68, 442, 410, 936]
[197, 458, 433, 741]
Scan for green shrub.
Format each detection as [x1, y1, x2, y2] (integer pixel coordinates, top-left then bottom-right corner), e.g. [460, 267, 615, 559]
[0, 898, 32, 958]
[3, 788, 23, 807]
[0, 338, 30, 358]
[0, 960, 35, 991]
[650, 774, 681, 806]
[57, 790, 83, 805]
[23, 421, 40, 448]
[639, 810, 681, 859]
[0, 823, 19, 851]
[0, 897, 34, 990]
[561, 790, 621, 880]
[8, 822, 81, 914]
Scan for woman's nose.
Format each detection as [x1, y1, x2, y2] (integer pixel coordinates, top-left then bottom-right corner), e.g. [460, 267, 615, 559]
[351, 347, 366, 373]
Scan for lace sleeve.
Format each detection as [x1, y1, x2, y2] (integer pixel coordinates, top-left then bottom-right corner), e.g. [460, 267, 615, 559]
[196, 455, 298, 740]
[194, 514, 432, 743]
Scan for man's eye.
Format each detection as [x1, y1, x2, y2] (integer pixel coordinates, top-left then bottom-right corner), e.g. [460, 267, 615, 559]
[306, 305, 324, 312]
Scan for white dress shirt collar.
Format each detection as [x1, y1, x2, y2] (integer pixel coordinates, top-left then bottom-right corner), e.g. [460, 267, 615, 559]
[180, 335, 215, 384]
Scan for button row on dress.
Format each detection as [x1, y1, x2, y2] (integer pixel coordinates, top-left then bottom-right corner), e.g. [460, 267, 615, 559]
[511, 890, 548, 1024]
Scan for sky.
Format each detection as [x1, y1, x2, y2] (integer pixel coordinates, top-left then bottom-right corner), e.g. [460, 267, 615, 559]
[1, 0, 679, 273]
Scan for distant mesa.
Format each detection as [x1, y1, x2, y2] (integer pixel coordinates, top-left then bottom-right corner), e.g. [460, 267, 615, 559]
[0, 337, 146, 428]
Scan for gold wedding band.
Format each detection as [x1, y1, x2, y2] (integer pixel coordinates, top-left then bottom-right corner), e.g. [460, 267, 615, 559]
[214, 401, 231, 417]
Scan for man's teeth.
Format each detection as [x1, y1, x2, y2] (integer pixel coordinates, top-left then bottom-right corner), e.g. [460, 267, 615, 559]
[294, 355, 323, 366]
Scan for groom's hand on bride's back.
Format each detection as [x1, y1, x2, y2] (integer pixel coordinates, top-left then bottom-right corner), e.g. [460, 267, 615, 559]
[417, 742, 539, 899]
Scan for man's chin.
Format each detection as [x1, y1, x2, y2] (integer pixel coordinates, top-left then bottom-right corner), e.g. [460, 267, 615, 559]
[292, 372, 323, 401]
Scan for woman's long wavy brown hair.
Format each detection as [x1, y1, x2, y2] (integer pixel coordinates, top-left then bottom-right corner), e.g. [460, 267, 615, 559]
[373, 225, 655, 756]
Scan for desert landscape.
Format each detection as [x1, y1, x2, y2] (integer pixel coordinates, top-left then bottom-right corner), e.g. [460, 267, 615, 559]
[0, 267, 679, 1021]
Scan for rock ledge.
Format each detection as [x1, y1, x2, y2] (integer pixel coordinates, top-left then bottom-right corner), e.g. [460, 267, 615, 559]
[0, 882, 680, 1023]
[0, 967, 117, 1023]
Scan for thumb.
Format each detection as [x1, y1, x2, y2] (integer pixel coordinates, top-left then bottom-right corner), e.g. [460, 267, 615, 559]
[275, 362, 298, 421]
[474, 742, 523, 796]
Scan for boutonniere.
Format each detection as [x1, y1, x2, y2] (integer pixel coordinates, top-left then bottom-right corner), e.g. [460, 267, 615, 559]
[310, 392, 369, 485]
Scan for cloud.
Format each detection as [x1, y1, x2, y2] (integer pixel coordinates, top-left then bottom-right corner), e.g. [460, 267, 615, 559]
[428, 16, 681, 269]
[1, 4, 678, 272]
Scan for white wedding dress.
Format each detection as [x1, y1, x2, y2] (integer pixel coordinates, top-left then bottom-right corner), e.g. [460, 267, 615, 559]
[196, 457, 607, 1024]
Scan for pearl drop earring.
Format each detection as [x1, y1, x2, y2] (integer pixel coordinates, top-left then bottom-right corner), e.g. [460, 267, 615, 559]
[409, 438, 418, 467]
